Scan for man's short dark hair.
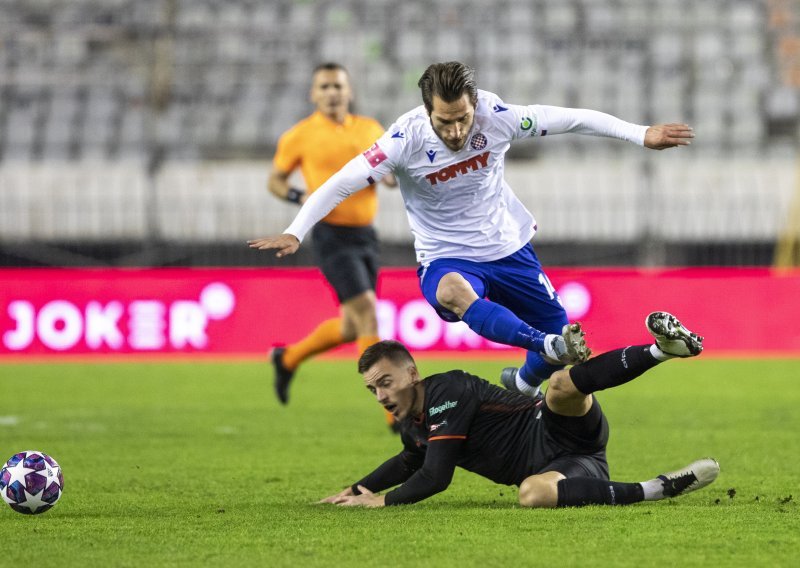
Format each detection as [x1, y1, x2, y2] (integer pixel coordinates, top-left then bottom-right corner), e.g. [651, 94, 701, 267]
[313, 62, 349, 75]
[358, 340, 415, 374]
[418, 61, 478, 113]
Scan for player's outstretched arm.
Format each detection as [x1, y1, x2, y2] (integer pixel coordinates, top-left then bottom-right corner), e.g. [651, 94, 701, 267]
[644, 123, 694, 150]
[246, 233, 300, 258]
[249, 153, 384, 256]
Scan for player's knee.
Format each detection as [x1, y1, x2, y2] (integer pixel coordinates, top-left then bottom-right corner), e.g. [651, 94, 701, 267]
[547, 369, 578, 396]
[545, 369, 593, 416]
[518, 475, 559, 508]
[435, 273, 474, 313]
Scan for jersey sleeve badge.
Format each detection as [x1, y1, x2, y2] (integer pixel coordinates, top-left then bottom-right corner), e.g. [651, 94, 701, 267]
[362, 142, 388, 167]
[520, 115, 539, 137]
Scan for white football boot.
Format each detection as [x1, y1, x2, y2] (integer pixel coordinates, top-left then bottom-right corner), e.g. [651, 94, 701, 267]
[543, 322, 592, 365]
[646, 312, 704, 357]
[645, 458, 720, 500]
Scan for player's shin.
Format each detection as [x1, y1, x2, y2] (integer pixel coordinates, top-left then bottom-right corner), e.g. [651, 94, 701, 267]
[568, 345, 660, 395]
[521, 353, 562, 387]
[461, 299, 546, 351]
[556, 477, 645, 507]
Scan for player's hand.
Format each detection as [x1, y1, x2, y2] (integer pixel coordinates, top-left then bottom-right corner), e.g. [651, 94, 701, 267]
[323, 485, 385, 508]
[644, 123, 694, 150]
[247, 234, 300, 258]
[319, 486, 355, 504]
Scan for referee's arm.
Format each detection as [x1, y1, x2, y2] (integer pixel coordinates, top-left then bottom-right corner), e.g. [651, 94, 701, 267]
[268, 168, 307, 205]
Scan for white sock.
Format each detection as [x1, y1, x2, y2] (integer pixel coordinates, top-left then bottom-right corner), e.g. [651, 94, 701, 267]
[515, 370, 541, 398]
[542, 334, 557, 360]
[649, 343, 674, 362]
[640, 478, 665, 501]
[541, 334, 564, 364]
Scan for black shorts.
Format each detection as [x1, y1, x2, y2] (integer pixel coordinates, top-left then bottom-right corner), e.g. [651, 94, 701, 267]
[532, 396, 610, 480]
[311, 222, 379, 303]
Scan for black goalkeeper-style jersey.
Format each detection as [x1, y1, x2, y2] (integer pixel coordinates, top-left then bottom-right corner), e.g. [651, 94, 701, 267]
[353, 370, 603, 506]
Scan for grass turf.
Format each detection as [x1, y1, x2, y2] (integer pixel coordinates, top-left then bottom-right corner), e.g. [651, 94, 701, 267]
[0, 357, 798, 567]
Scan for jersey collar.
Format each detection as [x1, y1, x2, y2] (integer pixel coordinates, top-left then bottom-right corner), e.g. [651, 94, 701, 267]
[312, 110, 353, 128]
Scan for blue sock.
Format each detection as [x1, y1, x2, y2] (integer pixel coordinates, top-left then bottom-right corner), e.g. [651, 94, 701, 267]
[461, 299, 546, 352]
[520, 354, 562, 388]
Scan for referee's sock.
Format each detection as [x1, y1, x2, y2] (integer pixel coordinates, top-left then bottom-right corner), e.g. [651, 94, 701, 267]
[356, 335, 380, 357]
[283, 317, 346, 370]
[569, 344, 660, 395]
[557, 477, 644, 507]
[462, 299, 546, 352]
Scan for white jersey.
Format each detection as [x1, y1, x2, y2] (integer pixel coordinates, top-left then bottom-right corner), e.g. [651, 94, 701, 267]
[285, 89, 648, 264]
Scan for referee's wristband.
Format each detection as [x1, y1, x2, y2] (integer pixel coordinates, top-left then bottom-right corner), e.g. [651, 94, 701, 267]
[285, 187, 305, 205]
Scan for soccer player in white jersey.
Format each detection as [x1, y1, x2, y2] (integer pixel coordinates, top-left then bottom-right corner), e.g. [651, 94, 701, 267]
[250, 61, 694, 397]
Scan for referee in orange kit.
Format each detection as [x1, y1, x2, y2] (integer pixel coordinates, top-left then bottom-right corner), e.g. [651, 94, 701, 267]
[268, 62, 397, 428]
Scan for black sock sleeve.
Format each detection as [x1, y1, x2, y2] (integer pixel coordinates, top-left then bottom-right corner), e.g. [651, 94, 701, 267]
[556, 477, 645, 507]
[569, 344, 660, 395]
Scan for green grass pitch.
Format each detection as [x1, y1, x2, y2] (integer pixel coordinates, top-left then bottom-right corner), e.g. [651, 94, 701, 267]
[1, 357, 798, 566]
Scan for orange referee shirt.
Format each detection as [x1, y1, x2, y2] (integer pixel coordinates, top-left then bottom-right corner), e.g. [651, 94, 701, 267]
[273, 111, 385, 227]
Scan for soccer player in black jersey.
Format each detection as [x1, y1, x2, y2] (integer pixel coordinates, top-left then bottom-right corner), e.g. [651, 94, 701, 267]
[320, 311, 719, 508]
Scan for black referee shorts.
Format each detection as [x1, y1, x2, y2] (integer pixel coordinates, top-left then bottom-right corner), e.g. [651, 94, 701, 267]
[311, 221, 379, 303]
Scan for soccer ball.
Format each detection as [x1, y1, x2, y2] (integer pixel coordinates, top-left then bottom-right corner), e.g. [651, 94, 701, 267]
[0, 451, 64, 515]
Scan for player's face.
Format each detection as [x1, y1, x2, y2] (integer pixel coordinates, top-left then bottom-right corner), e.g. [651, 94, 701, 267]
[429, 93, 475, 151]
[363, 358, 421, 421]
[310, 69, 352, 122]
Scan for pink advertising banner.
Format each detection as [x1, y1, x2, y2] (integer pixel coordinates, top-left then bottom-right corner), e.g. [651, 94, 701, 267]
[1, 267, 798, 359]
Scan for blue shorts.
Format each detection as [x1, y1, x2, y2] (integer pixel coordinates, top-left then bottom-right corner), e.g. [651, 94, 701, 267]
[417, 243, 567, 333]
